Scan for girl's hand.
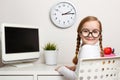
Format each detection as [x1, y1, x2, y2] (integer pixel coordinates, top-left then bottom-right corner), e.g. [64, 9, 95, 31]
[55, 66, 62, 71]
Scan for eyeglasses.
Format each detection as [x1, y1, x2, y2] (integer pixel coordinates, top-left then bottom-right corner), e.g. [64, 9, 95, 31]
[80, 29, 101, 38]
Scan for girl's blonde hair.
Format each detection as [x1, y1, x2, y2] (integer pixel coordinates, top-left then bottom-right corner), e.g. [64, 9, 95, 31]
[73, 16, 104, 65]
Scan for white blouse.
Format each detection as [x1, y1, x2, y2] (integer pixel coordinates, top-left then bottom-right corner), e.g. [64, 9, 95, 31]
[57, 44, 100, 80]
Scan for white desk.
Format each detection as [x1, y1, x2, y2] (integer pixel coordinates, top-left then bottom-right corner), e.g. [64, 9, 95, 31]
[0, 63, 66, 80]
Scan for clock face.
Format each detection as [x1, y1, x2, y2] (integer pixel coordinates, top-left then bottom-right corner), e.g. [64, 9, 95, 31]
[50, 2, 76, 29]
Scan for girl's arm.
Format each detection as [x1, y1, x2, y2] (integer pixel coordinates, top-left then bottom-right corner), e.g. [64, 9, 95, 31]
[55, 66, 77, 80]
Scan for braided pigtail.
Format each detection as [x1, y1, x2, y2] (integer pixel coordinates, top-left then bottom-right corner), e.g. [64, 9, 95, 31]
[73, 34, 81, 65]
[99, 35, 104, 57]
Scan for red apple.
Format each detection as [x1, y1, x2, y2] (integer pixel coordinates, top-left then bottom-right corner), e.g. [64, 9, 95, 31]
[104, 47, 112, 55]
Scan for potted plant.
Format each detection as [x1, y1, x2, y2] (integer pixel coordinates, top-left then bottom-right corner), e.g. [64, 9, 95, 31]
[43, 42, 58, 65]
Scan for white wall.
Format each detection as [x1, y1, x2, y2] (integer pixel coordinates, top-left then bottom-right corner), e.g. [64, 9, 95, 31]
[0, 0, 120, 64]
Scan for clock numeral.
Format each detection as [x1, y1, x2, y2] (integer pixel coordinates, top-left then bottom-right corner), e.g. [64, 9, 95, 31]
[59, 20, 61, 23]
[67, 20, 70, 23]
[62, 4, 66, 7]
[55, 9, 59, 11]
[63, 21, 65, 24]
[53, 13, 56, 15]
[55, 17, 58, 20]
[58, 5, 61, 8]
[67, 5, 69, 8]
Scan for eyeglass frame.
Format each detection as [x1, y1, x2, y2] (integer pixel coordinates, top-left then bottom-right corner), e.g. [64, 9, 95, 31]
[79, 29, 101, 38]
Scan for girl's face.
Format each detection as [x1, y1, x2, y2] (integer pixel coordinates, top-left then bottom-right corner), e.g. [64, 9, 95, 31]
[80, 21, 101, 45]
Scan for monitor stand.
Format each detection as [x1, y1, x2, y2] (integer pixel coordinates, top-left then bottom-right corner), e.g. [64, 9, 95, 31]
[10, 62, 34, 68]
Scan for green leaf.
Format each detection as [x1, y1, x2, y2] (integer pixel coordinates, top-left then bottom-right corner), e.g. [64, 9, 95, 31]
[43, 42, 57, 50]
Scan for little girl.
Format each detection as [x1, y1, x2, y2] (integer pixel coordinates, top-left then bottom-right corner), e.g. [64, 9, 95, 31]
[55, 16, 104, 80]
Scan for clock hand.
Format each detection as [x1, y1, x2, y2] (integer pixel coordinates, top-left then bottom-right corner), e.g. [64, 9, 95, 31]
[62, 12, 75, 15]
[65, 10, 71, 13]
[62, 10, 72, 15]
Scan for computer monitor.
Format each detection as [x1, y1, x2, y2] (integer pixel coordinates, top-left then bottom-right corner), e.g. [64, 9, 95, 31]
[0, 23, 40, 65]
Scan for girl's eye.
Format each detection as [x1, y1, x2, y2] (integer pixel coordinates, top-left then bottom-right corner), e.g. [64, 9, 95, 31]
[82, 29, 89, 33]
[93, 30, 100, 33]
[84, 30, 88, 32]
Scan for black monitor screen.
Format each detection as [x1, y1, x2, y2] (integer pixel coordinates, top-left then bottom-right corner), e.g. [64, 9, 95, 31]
[5, 27, 39, 53]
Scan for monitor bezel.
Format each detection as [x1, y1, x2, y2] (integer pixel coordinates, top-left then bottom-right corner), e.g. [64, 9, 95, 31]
[1, 23, 40, 64]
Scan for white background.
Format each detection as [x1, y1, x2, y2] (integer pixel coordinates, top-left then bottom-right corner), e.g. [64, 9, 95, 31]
[0, 0, 120, 64]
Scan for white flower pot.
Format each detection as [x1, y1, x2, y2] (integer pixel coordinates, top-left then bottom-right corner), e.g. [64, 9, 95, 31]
[44, 50, 58, 65]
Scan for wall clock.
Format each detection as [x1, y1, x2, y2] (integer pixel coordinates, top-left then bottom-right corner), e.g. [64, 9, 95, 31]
[50, 2, 76, 29]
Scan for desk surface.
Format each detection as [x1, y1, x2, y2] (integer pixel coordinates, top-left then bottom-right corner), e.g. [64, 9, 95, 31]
[0, 63, 62, 75]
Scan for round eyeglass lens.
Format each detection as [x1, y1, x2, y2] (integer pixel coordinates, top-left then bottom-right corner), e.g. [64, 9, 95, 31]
[80, 29, 100, 38]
